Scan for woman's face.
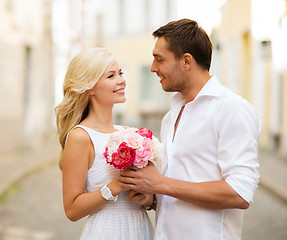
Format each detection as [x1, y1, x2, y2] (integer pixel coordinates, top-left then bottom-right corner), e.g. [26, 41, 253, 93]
[91, 60, 126, 106]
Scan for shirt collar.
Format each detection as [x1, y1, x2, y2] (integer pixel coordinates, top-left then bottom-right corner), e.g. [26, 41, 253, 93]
[171, 92, 185, 108]
[170, 75, 221, 108]
[196, 75, 221, 99]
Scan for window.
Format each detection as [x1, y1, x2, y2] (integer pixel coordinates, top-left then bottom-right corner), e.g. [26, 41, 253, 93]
[139, 65, 171, 111]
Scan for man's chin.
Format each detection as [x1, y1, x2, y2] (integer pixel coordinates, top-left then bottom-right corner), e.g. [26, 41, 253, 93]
[161, 85, 175, 92]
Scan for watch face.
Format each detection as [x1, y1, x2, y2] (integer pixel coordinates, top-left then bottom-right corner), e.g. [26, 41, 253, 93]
[102, 187, 111, 199]
[101, 185, 117, 201]
[101, 186, 118, 201]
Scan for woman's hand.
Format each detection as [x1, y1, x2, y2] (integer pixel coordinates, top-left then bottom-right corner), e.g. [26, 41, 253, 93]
[107, 178, 129, 197]
[127, 190, 154, 207]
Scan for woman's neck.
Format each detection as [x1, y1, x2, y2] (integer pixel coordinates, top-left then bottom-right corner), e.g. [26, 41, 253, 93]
[81, 103, 115, 133]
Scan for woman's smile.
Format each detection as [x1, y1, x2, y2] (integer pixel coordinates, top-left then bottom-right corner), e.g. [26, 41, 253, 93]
[113, 87, 125, 94]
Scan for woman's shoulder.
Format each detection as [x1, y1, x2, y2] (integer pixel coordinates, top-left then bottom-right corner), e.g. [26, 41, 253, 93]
[66, 126, 91, 146]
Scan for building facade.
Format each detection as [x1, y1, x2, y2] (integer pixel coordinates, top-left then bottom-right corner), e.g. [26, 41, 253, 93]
[212, 0, 287, 158]
[69, 0, 225, 136]
[0, 0, 54, 153]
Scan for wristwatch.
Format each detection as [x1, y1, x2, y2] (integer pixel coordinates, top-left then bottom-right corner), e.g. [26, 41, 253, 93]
[146, 194, 157, 211]
[100, 184, 118, 201]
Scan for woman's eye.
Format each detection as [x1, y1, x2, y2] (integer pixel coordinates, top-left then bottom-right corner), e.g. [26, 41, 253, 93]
[107, 74, 114, 78]
[119, 71, 124, 76]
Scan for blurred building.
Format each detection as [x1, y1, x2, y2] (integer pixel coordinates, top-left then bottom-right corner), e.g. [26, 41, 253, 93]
[0, 0, 54, 153]
[212, 0, 287, 158]
[58, 0, 225, 136]
[2, 0, 286, 158]
[68, 0, 176, 135]
[53, 0, 177, 137]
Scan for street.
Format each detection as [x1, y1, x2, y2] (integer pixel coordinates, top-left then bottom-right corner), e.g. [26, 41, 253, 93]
[0, 163, 287, 240]
[242, 185, 287, 240]
[0, 163, 85, 240]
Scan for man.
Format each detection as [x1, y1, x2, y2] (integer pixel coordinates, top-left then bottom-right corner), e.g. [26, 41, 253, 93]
[119, 19, 260, 240]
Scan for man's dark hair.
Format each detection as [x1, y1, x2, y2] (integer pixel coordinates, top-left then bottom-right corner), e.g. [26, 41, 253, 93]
[152, 18, 213, 70]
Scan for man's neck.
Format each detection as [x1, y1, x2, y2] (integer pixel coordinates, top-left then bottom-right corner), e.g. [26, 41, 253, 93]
[181, 71, 211, 103]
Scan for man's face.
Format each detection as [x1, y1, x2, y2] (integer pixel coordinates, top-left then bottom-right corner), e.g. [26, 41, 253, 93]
[150, 37, 187, 92]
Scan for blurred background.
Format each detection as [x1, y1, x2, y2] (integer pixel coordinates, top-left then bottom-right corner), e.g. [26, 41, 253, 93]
[0, 0, 287, 239]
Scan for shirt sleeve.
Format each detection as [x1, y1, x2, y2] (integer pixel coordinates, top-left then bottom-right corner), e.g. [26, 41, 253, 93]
[217, 97, 261, 203]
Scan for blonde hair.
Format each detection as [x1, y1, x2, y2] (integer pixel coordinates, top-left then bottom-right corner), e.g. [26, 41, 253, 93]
[55, 47, 115, 168]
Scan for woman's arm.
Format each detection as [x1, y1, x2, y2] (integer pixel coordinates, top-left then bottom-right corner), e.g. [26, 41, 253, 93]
[62, 128, 124, 222]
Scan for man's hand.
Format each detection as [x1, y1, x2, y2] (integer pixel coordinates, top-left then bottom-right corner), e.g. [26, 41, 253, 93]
[118, 161, 162, 194]
[120, 161, 250, 209]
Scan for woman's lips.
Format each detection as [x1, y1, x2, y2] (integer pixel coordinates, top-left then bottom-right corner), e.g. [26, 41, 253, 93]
[113, 88, 125, 94]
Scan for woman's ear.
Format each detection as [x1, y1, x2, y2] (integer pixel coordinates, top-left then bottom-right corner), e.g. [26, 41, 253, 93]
[89, 90, 95, 96]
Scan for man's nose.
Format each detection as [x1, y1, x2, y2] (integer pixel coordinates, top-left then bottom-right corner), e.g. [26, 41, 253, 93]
[150, 61, 157, 73]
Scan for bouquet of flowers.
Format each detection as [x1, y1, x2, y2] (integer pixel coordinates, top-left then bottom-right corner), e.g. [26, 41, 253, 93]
[103, 127, 162, 170]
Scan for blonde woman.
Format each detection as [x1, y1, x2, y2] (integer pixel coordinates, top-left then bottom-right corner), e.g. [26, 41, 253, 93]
[55, 48, 154, 240]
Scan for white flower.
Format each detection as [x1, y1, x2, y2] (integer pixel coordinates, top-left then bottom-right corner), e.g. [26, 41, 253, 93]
[152, 136, 163, 161]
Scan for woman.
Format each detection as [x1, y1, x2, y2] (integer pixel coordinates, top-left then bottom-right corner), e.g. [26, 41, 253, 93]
[55, 48, 154, 239]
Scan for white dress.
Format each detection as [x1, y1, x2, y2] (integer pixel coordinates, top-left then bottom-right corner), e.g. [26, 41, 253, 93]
[69, 125, 154, 240]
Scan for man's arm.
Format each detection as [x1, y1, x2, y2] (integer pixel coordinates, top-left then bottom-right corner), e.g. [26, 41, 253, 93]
[119, 161, 249, 209]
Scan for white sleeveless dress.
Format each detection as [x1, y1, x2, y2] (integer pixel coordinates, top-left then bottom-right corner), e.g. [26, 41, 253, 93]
[68, 125, 154, 240]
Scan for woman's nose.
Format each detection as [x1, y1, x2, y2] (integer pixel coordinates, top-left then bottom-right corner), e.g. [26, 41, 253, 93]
[117, 75, 126, 84]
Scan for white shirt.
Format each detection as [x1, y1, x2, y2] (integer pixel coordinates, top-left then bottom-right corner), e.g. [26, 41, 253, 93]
[155, 76, 260, 240]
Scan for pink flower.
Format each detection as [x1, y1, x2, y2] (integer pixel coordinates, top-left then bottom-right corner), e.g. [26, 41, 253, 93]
[123, 132, 143, 149]
[136, 128, 153, 139]
[108, 142, 135, 170]
[104, 127, 161, 170]
[104, 147, 110, 162]
[134, 138, 153, 168]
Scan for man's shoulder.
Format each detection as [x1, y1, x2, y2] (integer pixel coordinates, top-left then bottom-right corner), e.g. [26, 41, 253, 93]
[218, 87, 260, 128]
[219, 86, 255, 111]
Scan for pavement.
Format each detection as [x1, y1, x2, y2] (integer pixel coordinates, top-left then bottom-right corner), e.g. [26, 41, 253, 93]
[0, 137, 287, 205]
[0, 136, 61, 199]
[258, 151, 287, 203]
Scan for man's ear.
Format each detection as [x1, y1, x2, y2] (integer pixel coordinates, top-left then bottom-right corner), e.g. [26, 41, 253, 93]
[183, 53, 193, 69]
